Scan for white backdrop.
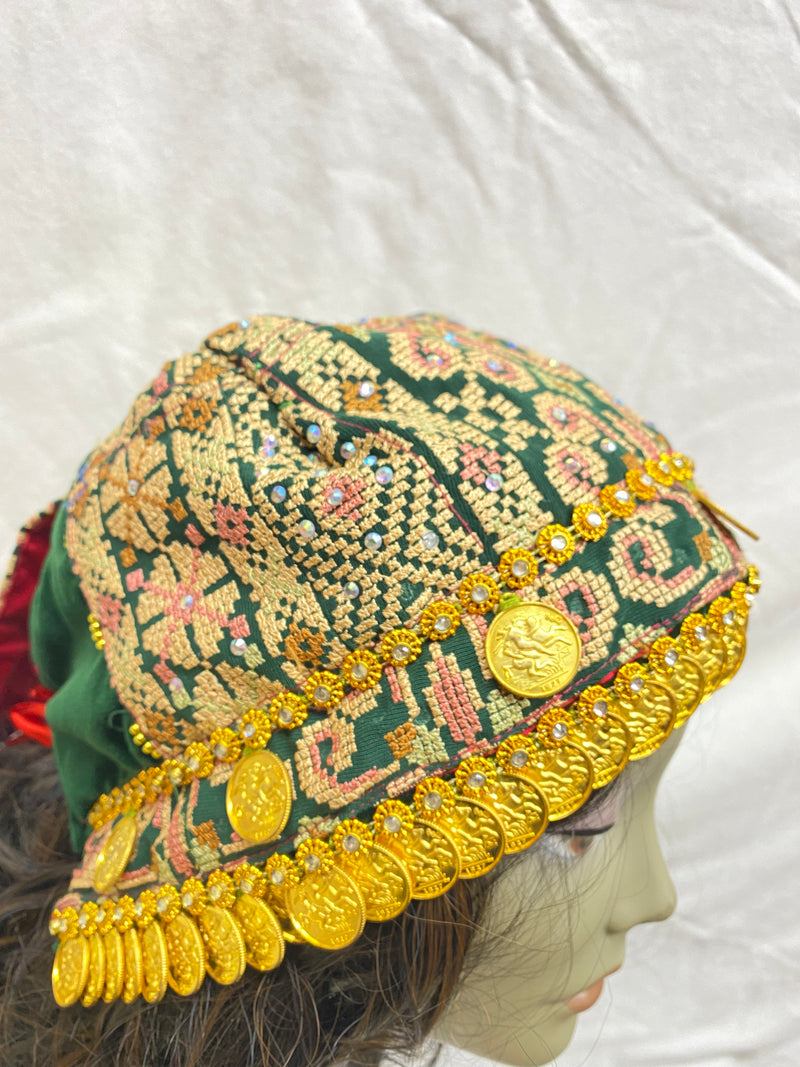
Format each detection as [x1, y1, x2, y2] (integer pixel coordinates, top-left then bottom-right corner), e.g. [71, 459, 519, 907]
[1, 3, 798, 1065]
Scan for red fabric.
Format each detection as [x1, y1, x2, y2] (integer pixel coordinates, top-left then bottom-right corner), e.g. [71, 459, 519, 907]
[0, 509, 56, 745]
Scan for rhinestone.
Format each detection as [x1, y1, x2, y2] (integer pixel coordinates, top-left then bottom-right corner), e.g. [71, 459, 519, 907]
[511, 559, 530, 577]
[358, 380, 375, 398]
[659, 461, 671, 474]
[230, 638, 247, 657]
[213, 742, 228, 759]
[485, 473, 504, 492]
[127, 478, 140, 495]
[444, 332, 457, 343]
[169, 677, 183, 691]
[434, 615, 452, 633]
[342, 581, 360, 599]
[391, 644, 410, 661]
[427, 354, 444, 366]
[614, 489, 631, 504]
[695, 625, 708, 642]
[48, 918, 60, 936]
[592, 699, 608, 718]
[363, 454, 377, 467]
[313, 685, 331, 704]
[587, 510, 603, 528]
[600, 438, 617, 453]
[640, 474, 654, 487]
[240, 319, 250, 328]
[376, 465, 394, 485]
[261, 434, 278, 457]
[551, 721, 568, 741]
[342, 833, 361, 852]
[565, 457, 581, 473]
[298, 519, 316, 540]
[630, 676, 644, 694]
[243, 722, 256, 739]
[552, 407, 567, 423]
[744, 591, 754, 605]
[486, 358, 502, 372]
[509, 749, 528, 769]
[471, 584, 489, 604]
[180, 594, 194, 609]
[240, 879, 253, 895]
[186, 755, 200, 772]
[277, 706, 294, 725]
[423, 791, 443, 811]
[181, 892, 194, 909]
[351, 662, 369, 682]
[551, 534, 568, 551]
[270, 869, 285, 886]
[664, 649, 679, 668]
[78, 911, 89, 929]
[340, 441, 356, 460]
[673, 457, 685, 468]
[271, 485, 287, 504]
[328, 487, 344, 506]
[304, 854, 321, 873]
[306, 424, 322, 444]
[169, 766, 184, 785]
[383, 815, 402, 834]
[115, 905, 125, 921]
[364, 531, 383, 551]
[420, 529, 440, 550]
[208, 884, 222, 902]
[722, 610, 735, 626]
[467, 772, 486, 789]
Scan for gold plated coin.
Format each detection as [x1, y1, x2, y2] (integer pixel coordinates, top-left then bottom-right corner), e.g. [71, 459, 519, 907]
[485, 603, 581, 698]
[339, 842, 412, 922]
[484, 772, 549, 853]
[718, 621, 747, 689]
[401, 820, 461, 900]
[437, 796, 506, 878]
[287, 866, 366, 950]
[93, 816, 137, 893]
[515, 740, 593, 820]
[102, 927, 125, 1002]
[141, 921, 169, 1003]
[121, 927, 143, 1003]
[613, 679, 677, 760]
[197, 905, 246, 985]
[233, 894, 286, 971]
[670, 652, 706, 729]
[81, 932, 106, 1007]
[52, 935, 90, 1008]
[226, 750, 292, 844]
[164, 912, 206, 996]
[570, 711, 632, 788]
[693, 629, 728, 700]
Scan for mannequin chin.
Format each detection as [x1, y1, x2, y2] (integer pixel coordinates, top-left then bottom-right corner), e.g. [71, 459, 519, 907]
[433, 727, 683, 1067]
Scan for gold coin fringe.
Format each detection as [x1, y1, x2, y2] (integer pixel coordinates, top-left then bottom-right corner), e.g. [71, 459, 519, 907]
[87, 450, 696, 833]
[52, 568, 759, 1007]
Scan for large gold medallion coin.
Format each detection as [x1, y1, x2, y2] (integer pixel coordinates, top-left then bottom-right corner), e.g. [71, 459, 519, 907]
[341, 843, 412, 922]
[439, 796, 506, 878]
[198, 904, 246, 985]
[485, 603, 581, 698]
[121, 927, 143, 1003]
[52, 935, 90, 1007]
[226, 750, 292, 844]
[517, 740, 594, 820]
[287, 866, 366, 950]
[93, 816, 137, 893]
[81, 932, 106, 1007]
[233, 894, 285, 971]
[485, 773, 549, 853]
[570, 711, 632, 788]
[141, 921, 169, 1003]
[102, 928, 125, 1002]
[403, 821, 461, 900]
[164, 912, 206, 996]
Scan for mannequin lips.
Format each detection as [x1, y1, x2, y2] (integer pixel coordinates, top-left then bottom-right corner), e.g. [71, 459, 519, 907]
[564, 964, 622, 1013]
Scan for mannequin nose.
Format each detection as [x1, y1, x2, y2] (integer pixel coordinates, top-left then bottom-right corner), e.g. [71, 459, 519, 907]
[607, 817, 678, 934]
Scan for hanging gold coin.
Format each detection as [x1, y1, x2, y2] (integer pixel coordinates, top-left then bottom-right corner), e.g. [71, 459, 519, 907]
[93, 815, 137, 893]
[718, 620, 747, 688]
[141, 921, 169, 1003]
[402, 820, 461, 900]
[102, 927, 125, 1003]
[287, 866, 366, 950]
[516, 740, 593, 820]
[226, 750, 292, 844]
[483, 772, 549, 853]
[693, 629, 729, 700]
[570, 710, 632, 788]
[197, 905, 246, 986]
[121, 927, 143, 1004]
[164, 912, 206, 997]
[613, 679, 677, 760]
[233, 894, 286, 971]
[339, 842, 412, 922]
[52, 935, 90, 1008]
[80, 932, 106, 1007]
[436, 796, 506, 878]
[670, 652, 706, 729]
[485, 603, 582, 698]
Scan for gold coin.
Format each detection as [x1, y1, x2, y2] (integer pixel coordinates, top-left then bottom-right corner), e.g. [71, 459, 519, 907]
[102, 928, 125, 1003]
[233, 894, 285, 971]
[693, 629, 728, 700]
[226, 750, 292, 844]
[121, 927, 143, 1003]
[164, 912, 206, 997]
[402, 820, 461, 900]
[670, 652, 707, 729]
[570, 711, 632, 788]
[613, 679, 678, 760]
[52, 935, 90, 1007]
[485, 603, 581, 698]
[718, 620, 747, 689]
[141, 921, 169, 1003]
[437, 796, 506, 878]
[339, 843, 412, 922]
[515, 740, 594, 820]
[93, 816, 137, 893]
[287, 866, 366, 950]
[81, 932, 106, 1007]
[483, 772, 549, 853]
[197, 905, 246, 985]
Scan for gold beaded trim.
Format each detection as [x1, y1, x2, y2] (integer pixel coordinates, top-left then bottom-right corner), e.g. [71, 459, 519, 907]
[87, 449, 697, 834]
[54, 573, 758, 1007]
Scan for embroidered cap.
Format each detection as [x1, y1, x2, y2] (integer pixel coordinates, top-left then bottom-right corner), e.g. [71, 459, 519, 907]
[30, 313, 758, 1006]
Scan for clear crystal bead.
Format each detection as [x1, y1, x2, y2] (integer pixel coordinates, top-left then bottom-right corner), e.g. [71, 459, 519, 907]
[552, 407, 567, 422]
[511, 559, 530, 577]
[615, 489, 631, 503]
[471, 584, 489, 603]
[640, 473, 654, 487]
[271, 485, 287, 504]
[467, 772, 486, 789]
[587, 510, 603, 528]
[630, 676, 644, 693]
[552, 721, 568, 741]
[342, 833, 361, 852]
[208, 884, 222, 901]
[328, 487, 344, 506]
[364, 531, 383, 551]
[593, 699, 608, 717]
[230, 638, 247, 656]
[695, 625, 707, 642]
[421, 529, 439, 550]
[509, 749, 528, 768]
[376, 465, 394, 485]
[564, 456, 581, 473]
[351, 662, 368, 682]
[340, 441, 356, 460]
[278, 706, 294, 725]
[342, 581, 360, 599]
[213, 743, 228, 759]
[180, 594, 194, 609]
[600, 438, 617, 453]
[659, 461, 671, 474]
[78, 911, 89, 928]
[434, 615, 451, 633]
[485, 473, 503, 492]
[270, 869, 285, 886]
[298, 519, 316, 540]
[665, 649, 679, 668]
[383, 815, 402, 834]
[313, 686, 331, 704]
[304, 854, 321, 873]
[115, 905, 126, 921]
[243, 722, 255, 738]
[363, 454, 377, 467]
[182, 893, 194, 909]
[127, 478, 140, 495]
[240, 879, 253, 895]
[551, 534, 567, 551]
[424, 791, 443, 811]
[723, 610, 735, 626]
[187, 755, 200, 772]
[391, 644, 410, 662]
[358, 380, 375, 398]
[487, 358, 502, 372]
[306, 424, 322, 444]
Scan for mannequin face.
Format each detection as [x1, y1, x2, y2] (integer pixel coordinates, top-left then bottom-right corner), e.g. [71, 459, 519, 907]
[434, 728, 684, 1066]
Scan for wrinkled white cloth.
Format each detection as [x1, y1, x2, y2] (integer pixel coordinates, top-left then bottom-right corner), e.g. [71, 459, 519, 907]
[1, 3, 798, 1065]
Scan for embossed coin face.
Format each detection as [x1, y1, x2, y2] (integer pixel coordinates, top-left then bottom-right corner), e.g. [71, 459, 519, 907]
[197, 905, 246, 985]
[141, 921, 169, 1003]
[121, 927, 143, 1003]
[287, 866, 366, 950]
[81, 932, 106, 1007]
[233, 894, 285, 971]
[405, 820, 461, 900]
[164, 912, 206, 997]
[718, 622, 747, 689]
[52, 936, 90, 1007]
[670, 652, 707, 729]
[102, 928, 125, 1003]
[570, 712, 632, 788]
[226, 750, 292, 844]
[516, 740, 594, 820]
[340, 843, 412, 922]
[613, 679, 677, 761]
[93, 816, 137, 893]
[485, 603, 582, 698]
[487, 773, 549, 853]
[694, 630, 729, 701]
[441, 797, 506, 878]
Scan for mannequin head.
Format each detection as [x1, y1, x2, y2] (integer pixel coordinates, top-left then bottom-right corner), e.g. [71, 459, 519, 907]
[436, 727, 683, 1066]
